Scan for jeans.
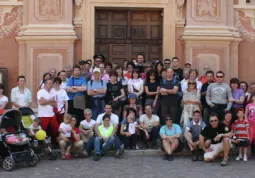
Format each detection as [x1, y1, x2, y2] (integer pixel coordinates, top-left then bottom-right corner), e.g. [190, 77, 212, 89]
[140, 126, 160, 145]
[209, 103, 227, 121]
[94, 136, 122, 155]
[86, 137, 95, 155]
[91, 99, 105, 120]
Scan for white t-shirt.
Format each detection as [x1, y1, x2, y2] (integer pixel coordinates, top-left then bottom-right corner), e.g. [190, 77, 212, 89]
[128, 78, 144, 93]
[80, 119, 96, 129]
[181, 79, 202, 92]
[59, 122, 72, 137]
[0, 96, 8, 108]
[28, 124, 42, 134]
[96, 113, 119, 125]
[60, 82, 67, 90]
[128, 122, 137, 134]
[139, 114, 160, 132]
[51, 88, 69, 114]
[37, 89, 55, 117]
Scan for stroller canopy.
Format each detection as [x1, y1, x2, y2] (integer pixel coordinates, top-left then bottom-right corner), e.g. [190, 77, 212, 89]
[0, 109, 22, 130]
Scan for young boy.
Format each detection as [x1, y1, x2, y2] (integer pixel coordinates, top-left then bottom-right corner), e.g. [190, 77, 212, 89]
[232, 108, 250, 161]
[28, 118, 42, 136]
[59, 114, 73, 159]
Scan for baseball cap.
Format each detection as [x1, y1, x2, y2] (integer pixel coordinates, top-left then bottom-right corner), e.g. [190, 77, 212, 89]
[93, 68, 100, 73]
[184, 62, 191, 66]
[128, 93, 137, 99]
[79, 60, 86, 65]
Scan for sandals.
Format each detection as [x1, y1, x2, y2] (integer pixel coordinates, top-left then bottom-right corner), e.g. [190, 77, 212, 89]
[65, 154, 72, 160]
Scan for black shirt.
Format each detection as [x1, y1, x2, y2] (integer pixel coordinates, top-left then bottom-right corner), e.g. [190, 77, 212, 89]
[145, 81, 159, 99]
[106, 81, 123, 103]
[173, 68, 183, 81]
[200, 122, 229, 144]
[201, 82, 212, 108]
[135, 64, 145, 74]
[160, 78, 181, 106]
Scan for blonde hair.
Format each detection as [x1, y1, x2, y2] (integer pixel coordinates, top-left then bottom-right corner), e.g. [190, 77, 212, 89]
[64, 113, 72, 121]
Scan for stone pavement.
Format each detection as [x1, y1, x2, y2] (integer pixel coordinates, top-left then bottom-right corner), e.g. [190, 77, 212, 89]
[1, 153, 255, 178]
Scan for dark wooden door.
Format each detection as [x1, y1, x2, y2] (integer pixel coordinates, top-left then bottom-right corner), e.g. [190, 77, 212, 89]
[95, 9, 162, 65]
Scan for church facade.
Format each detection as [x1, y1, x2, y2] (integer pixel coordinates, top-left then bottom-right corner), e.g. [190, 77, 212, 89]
[0, 0, 255, 100]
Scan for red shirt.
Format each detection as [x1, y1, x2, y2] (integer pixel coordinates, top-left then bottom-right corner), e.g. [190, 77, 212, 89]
[199, 75, 216, 84]
[124, 73, 132, 79]
[71, 127, 80, 143]
[232, 119, 249, 139]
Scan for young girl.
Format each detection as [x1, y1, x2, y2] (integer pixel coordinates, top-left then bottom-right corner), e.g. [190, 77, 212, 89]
[232, 108, 250, 161]
[59, 114, 73, 160]
[28, 118, 42, 137]
[245, 93, 255, 158]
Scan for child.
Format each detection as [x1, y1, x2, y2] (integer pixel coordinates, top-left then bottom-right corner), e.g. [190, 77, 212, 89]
[245, 93, 255, 158]
[232, 108, 250, 161]
[28, 118, 42, 137]
[59, 114, 73, 160]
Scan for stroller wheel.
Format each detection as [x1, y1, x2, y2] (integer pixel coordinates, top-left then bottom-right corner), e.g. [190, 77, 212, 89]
[26, 154, 38, 167]
[2, 157, 15, 171]
[48, 152, 58, 160]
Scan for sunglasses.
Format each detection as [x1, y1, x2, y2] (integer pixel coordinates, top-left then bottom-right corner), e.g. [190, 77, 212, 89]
[210, 119, 218, 123]
[164, 62, 170, 65]
[216, 76, 223, 78]
[188, 83, 196, 85]
[165, 119, 172, 121]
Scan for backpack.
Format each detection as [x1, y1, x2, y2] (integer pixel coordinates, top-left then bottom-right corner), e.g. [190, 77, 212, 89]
[163, 78, 183, 98]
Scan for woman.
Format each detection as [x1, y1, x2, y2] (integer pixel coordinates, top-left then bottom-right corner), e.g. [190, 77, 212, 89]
[228, 78, 245, 121]
[123, 93, 143, 120]
[141, 62, 153, 81]
[0, 84, 8, 109]
[155, 61, 164, 82]
[80, 108, 96, 144]
[223, 112, 233, 130]
[51, 77, 69, 124]
[116, 65, 128, 91]
[240, 81, 249, 97]
[127, 69, 144, 105]
[144, 70, 160, 113]
[181, 79, 201, 128]
[124, 61, 135, 79]
[106, 71, 125, 117]
[39, 73, 51, 90]
[11, 76, 32, 109]
[105, 62, 113, 75]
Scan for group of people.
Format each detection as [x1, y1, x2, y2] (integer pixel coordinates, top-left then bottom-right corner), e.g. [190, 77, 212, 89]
[1, 53, 255, 166]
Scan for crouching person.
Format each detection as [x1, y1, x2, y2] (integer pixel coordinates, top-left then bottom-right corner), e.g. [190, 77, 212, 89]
[184, 110, 206, 161]
[199, 113, 233, 166]
[93, 114, 124, 161]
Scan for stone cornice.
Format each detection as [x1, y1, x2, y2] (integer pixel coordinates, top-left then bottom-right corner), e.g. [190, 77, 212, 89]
[16, 35, 77, 43]
[0, 0, 23, 6]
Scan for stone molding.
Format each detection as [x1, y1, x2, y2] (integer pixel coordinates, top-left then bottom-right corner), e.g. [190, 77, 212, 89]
[0, 0, 23, 6]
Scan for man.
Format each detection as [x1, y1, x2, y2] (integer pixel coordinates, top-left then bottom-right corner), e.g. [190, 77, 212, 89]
[58, 70, 67, 89]
[199, 65, 215, 84]
[206, 71, 233, 121]
[64, 65, 73, 79]
[184, 110, 206, 161]
[134, 53, 145, 74]
[80, 60, 92, 81]
[199, 113, 232, 166]
[87, 68, 107, 119]
[93, 54, 104, 68]
[139, 105, 160, 149]
[164, 58, 171, 69]
[181, 69, 202, 92]
[66, 65, 87, 124]
[97, 63, 109, 82]
[201, 70, 214, 124]
[184, 62, 192, 69]
[37, 78, 59, 148]
[160, 68, 181, 124]
[11, 75, 32, 109]
[49, 68, 57, 78]
[172, 57, 183, 81]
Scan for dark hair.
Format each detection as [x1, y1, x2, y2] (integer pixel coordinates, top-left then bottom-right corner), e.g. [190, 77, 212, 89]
[102, 114, 111, 121]
[93, 54, 105, 63]
[73, 64, 81, 70]
[161, 69, 167, 73]
[172, 56, 179, 61]
[57, 70, 66, 77]
[17, 75, 26, 82]
[109, 71, 118, 77]
[187, 79, 197, 91]
[0, 84, 4, 90]
[105, 103, 112, 108]
[44, 78, 53, 84]
[164, 58, 171, 63]
[53, 77, 62, 84]
[189, 69, 199, 77]
[250, 93, 255, 100]
[34, 118, 41, 125]
[136, 53, 145, 59]
[224, 111, 232, 116]
[155, 61, 164, 74]
[42, 73, 51, 81]
[209, 113, 219, 119]
[216, 71, 225, 77]
[127, 107, 137, 119]
[126, 61, 135, 69]
[132, 69, 141, 79]
[206, 70, 214, 76]
[145, 104, 152, 109]
[193, 110, 201, 115]
[146, 69, 156, 83]
[105, 62, 113, 68]
[230, 78, 240, 88]
[240, 81, 248, 92]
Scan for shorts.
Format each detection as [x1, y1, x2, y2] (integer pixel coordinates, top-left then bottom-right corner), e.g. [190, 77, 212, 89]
[236, 139, 250, 147]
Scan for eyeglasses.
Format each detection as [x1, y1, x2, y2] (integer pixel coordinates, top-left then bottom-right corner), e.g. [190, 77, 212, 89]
[164, 62, 170, 65]
[146, 66, 152, 68]
[210, 119, 218, 123]
[188, 83, 196, 85]
[216, 76, 223, 78]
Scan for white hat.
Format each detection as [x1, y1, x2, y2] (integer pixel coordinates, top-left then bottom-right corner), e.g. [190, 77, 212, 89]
[93, 68, 100, 73]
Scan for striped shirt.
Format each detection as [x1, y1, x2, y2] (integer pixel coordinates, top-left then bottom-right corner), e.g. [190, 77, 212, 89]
[232, 119, 249, 139]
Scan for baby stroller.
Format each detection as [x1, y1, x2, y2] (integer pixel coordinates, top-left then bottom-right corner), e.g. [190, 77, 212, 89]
[19, 107, 35, 129]
[0, 109, 38, 171]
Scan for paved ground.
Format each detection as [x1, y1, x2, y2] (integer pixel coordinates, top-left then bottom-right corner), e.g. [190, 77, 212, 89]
[1, 153, 255, 178]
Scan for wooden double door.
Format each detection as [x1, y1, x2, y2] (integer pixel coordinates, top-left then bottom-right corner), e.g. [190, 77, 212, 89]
[95, 9, 163, 64]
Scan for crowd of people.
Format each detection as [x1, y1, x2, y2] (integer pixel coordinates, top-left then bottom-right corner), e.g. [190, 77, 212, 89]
[1, 53, 255, 166]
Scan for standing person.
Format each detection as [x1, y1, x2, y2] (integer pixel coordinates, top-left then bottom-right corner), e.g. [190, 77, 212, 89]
[155, 61, 164, 83]
[141, 62, 153, 81]
[160, 68, 181, 124]
[49, 68, 57, 79]
[206, 71, 233, 121]
[106, 71, 125, 117]
[201, 70, 214, 124]
[37, 78, 59, 148]
[144, 70, 160, 113]
[124, 61, 135, 79]
[39, 73, 51, 90]
[0, 84, 8, 109]
[116, 65, 128, 110]
[93, 54, 104, 69]
[232, 108, 250, 161]
[199, 65, 216, 84]
[240, 81, 249, 97]
[164, 58, 171, 69]
[181, 79, 201, 128]
[51, 77, 69, 124]
[199, 113, 233, 166]
[245, 93, 255, 158]
[64, 65, 73, 79]
[80, 60, 92, 81]
[246, 83, 255, 105]
[122, 59, 129, 75]
[161, 69, 167, 80]
[134, 53, 145, 74]
[58, 70, 68, 90]
[87, 68, 107, 119]
[105, 62, 113, 75]
[181, 69, 202, 92]
[127, 69, 144, 105]
[228, 78, 245, 121]
[180, 68, 190, 93]
[98, 63, 110, 82]
[66, 65, 87, 124]
[11, 75, 32, 109]
[184, 62, 192, 69]
[171, 57, 183, 81]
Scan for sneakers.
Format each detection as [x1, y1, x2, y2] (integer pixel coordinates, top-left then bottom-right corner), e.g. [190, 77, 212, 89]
[93, 153, 101, 161]
[192, 150, 198, 161]
[168, 154, 174, 161]
[236, 155, 248, 161]
[198, 149, 204, 161]
[220, 159, 228, 166]
[163, 154, 168, 160]
[243, 155, 248, 161]
[236, 155, 242, 161]
[116, 145, 125, 158]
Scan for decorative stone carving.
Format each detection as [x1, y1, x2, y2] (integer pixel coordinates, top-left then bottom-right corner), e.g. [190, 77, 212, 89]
[196, 0, 217, 17]
[75, 0, 83, 9]
[176, 0, 185, 23]
[176, 0, 185, 8]
[35, 0, 64, 20]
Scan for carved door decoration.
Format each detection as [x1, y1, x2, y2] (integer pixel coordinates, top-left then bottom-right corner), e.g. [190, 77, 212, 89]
[95, 9, 162, 64]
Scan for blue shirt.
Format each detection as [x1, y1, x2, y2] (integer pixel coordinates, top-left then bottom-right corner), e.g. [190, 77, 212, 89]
[66, 76, 87, 100]
[87, 80, 107, 98]
[159, 124, 182, 137]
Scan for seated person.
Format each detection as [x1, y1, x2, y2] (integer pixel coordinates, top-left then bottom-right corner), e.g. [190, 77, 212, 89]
[123, 93, 143, 120]
[184, 110, 206, 161]
[120, 108, 138, 150]
[93, 114, 124, 161]
[199, 113, 233, 166]
[139, 104, 160, 149]
[80, 109, 96, 144]
[159, 116, 182, 161]
[28, 118, 42, 137]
